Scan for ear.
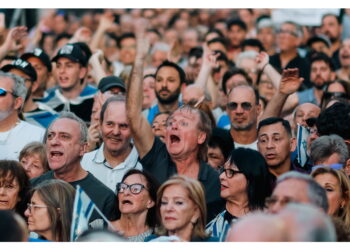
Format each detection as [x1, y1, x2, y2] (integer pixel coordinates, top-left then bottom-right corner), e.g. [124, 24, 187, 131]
[14, 96, 24, 111]
[290, 137, 297, 152]
[146, 199, 155, 209]
[256, 103, 262, 117]
[31, 81, 40, 94]
[190, 206, 200, 224]
[79, 143, 88, 157]
[197, 131, 207, 145]
[79, 66, 88, 80]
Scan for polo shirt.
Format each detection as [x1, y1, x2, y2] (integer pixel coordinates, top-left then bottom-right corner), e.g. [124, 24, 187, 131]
[81, 143, 143, 192]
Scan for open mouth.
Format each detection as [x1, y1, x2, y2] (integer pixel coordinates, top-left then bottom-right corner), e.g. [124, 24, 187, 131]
[50, 151, 63, 159]
[170, 135, 180, 144]
[265, 153, 276, 159]
[121, 200, 133, 205]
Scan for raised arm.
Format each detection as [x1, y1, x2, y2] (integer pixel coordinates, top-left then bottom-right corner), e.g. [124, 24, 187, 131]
[260, 68, 303, 120]
[256, 51, 281, 89]
[126, 19, 154, 159]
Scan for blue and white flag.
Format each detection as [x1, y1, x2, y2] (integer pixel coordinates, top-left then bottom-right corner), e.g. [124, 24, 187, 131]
[296, 124, 310, 168]
[70, 185, 96, 241]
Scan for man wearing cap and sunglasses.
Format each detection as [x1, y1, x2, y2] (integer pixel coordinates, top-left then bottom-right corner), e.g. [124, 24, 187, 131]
[0, 71, 45, 160]
[37, 43, 97, 123]
[1, 58, 58, 128]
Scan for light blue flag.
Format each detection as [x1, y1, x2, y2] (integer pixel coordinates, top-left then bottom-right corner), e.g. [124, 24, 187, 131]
[296, 124, 310, 167]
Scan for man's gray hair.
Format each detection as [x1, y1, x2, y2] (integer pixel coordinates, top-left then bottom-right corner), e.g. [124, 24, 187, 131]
[45, 112, 88, 144]
[281, 21, 303, 38]
[235, 50, 259, 67]
[279, 203, 336, 241]
[0, 70, 27, 108]
[277, 171, 328, 212]
[310, 134, 349, 165]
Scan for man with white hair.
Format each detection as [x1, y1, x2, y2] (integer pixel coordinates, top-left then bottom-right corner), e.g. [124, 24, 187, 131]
[0, 71, 45, 160]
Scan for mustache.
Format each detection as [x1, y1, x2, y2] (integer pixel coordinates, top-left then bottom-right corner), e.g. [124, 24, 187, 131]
[158, 87, 170, 93]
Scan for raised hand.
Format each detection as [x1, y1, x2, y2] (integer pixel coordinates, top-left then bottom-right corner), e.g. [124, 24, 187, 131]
[70, 26, 92, 44]
[255, 51, 269, 71]
[279, 68, 304, 95]
[3, 26, 28, 52]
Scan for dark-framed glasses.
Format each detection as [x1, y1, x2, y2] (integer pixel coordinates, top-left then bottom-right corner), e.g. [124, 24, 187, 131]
[116, 183, 147, 194]
[226, 102, 252, 111]
[0, 88, 17, 97]
[219, 167, 242, 178]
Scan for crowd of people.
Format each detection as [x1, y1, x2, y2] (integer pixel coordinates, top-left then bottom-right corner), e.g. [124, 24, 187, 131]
[1, 8, 350, 242]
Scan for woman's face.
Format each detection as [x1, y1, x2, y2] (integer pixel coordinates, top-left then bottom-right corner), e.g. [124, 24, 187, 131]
[118, 174, 154, 215]
[152, 113, 169, 142]
[0, 175, 21, 210]
[160, 184, 199, 234]
[24, 191, 51, 237]
[219, 160, 248, 201]
[314, 173, 346, 216]
[20, 153, 46, 179]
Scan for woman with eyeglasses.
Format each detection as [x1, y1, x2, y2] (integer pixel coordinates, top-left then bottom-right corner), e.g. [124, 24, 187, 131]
[24, 179, 75, 241]
[108, 169, 159, 241]
[145, 175, 217, 242]
[311, 166, 350, 227]
[206, 148, 272, 241]
[0, 160, 30, 219]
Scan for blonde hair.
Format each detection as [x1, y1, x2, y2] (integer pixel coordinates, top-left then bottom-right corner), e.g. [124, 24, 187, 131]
[312, 167, 350, 227]
[155, 175, 209, 240]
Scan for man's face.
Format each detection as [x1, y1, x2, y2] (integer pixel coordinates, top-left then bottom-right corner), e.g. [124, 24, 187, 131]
[227, 86, 260, 131]
[277, 23, 299, 52]
[182, 30, 199, 54]
[46, 118, 86, 174]
[339, 39, 350, 67]
[310, 60, 334, 89]
[257, 122, 296, 169]
[0, 77, 18, 121]
[182, 86, 204, 105]
[101, 102, 131, 156]
[55, 57, 85, 91]
[155, 66, 182, 105]
[268, 179, 310, 213]
[151, 50, 168, 68]
[165, 109, 206, 159]
[238, 58, 258, 85]
[142, 76, 156, 110]
[294, 103, 320, 128]
[225, 74, 248, 94]
[310, 41, 332, 57]
[208, 42, 227, 54]
[27, 57, 49, 92]
[119, 37, 136, 65]
[227, 25, 247, 48]
[257, 27, 275, 51]
[321, 15, 342, 42]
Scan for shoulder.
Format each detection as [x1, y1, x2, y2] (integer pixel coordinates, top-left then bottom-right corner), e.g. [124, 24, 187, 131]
[31, 171, 54, 187]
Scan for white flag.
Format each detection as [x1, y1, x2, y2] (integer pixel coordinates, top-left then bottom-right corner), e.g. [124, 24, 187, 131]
[70, 185, 96, 241]
[296, 124, 310, 167]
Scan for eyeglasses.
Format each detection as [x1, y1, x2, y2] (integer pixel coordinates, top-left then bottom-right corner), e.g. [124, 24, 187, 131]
[27, 203, 49, 212]
[226, 102, 253, 111]
[0, 88, 17, 97]
[219, 167, 242, 178]
[116, 183, 147, 194]
[277, 29, 298, 37]
[265, 196, 295, 208]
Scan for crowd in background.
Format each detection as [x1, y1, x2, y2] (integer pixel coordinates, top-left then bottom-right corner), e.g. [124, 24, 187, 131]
[1, 8, 350, 242]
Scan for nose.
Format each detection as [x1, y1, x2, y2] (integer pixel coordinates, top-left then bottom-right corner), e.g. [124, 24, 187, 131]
[112, 125, 121, 135]
[269, 201, 282, 214]
[0, 187, 5, 195]
[24, 207, 31, 217]
[266, 139, 275, 149]
[235, 104, 244, 113]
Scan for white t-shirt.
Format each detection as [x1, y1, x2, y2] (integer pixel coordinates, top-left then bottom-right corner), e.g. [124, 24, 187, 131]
[81, 143, 143, 192]
[0, 120, 45, 160]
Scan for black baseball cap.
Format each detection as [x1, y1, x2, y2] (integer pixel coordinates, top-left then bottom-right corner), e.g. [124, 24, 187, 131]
[21, 48, 52, 72]
[307, 35, 331, 48]
[1, 58, 37, 82]
[51, 43, 87, 67]
[98, 76, 126, 93]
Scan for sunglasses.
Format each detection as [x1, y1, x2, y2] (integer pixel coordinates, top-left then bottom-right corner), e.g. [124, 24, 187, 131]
[0, 88, 17, 97]
[226, 102, 252, 111]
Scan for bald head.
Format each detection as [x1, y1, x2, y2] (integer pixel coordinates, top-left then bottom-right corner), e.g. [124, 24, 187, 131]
[182, 84, 205, 105]
[294, 103, 320, 128]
